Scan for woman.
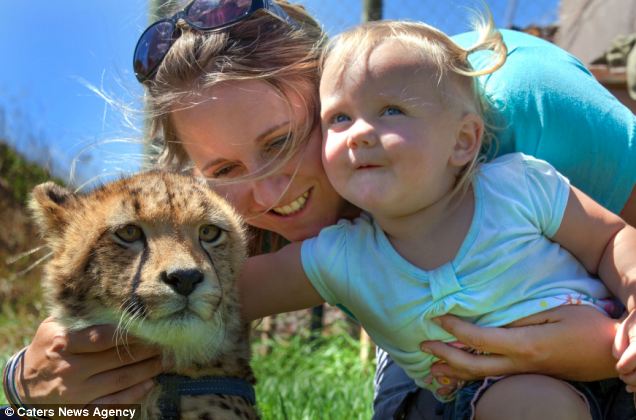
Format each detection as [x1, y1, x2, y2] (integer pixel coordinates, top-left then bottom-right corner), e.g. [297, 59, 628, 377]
[5, 0, 636, 418]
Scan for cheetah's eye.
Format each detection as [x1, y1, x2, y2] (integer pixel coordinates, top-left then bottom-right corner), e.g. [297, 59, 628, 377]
[199, 224, 224, 244]
[115, 224, 143, 243]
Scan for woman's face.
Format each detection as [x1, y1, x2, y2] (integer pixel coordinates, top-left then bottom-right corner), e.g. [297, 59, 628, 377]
[172, 80, 348, 241]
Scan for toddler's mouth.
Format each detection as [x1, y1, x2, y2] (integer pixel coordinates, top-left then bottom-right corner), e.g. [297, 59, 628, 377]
[356, 164, 381, 169]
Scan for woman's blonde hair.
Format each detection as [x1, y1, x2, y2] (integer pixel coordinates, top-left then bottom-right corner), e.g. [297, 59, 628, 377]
[144, 1, 325, 173]
[320, 10, 507, 195]
[141, 1, 326, 252]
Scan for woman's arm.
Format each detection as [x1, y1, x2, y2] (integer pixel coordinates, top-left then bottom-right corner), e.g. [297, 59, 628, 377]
[11, 317, 162, 410]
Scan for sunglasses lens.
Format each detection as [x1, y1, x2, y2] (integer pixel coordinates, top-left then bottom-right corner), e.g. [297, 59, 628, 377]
[133, 21, 176, 80]
[187, 0, 253, 28]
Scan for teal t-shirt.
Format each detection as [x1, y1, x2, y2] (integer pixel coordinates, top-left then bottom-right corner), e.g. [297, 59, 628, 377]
[454, 29, 636, 213]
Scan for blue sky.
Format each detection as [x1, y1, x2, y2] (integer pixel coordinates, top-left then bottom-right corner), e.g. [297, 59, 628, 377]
[0, 0, 558, 185]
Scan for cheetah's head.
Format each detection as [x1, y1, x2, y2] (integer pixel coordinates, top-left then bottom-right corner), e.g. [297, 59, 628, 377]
[30, 171, 248, 365]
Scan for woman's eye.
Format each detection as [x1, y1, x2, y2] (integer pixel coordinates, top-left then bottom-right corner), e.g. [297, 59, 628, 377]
[265, 135, 290, 153]
[211, 164, 238, 178]
[382, 106, 404, 116]
[115, 224, 143, 243]
[199, 224, 224, 244]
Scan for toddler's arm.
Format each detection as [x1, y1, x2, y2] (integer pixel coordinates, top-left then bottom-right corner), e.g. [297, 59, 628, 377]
[237, 242, 324, 322]
[552, 185, 636, 384]
[552, 185, 636, 309]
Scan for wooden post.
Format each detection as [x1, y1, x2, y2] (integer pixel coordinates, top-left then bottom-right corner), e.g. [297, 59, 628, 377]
[362, 0, 383, 22]
[309, 305, 324, 342]
[359, 327, 374, 365]
[256, 316, 273, 356]
[358, 0, 382, 364]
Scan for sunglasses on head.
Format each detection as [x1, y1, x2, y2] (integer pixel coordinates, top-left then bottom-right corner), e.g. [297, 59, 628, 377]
[133, 0, 298, 83]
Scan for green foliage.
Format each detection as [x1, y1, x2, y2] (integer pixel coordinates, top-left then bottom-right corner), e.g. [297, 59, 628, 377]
[252, 334, 375, 420]
[0, 141, 50, 361]
[0, 354, 7, 405]
[0, 140, 55, 406]
[0, 141, 62, 205]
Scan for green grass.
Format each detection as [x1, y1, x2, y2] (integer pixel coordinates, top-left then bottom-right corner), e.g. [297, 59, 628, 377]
[0, 240, 46, 408]
[0, 138, 56, 407]
[253, 334, 375, 419]
[0, 333, 375, 416]
[0, 355, 8, 405]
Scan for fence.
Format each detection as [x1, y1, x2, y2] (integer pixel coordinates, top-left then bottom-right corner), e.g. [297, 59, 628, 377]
[298, 0, 559, 37]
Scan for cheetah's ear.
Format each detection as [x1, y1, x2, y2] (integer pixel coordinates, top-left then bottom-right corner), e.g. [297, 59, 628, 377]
[29, 182, 78, 239]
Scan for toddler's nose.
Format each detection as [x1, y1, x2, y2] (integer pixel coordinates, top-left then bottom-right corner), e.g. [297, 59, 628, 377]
[347, 120, 378, 149]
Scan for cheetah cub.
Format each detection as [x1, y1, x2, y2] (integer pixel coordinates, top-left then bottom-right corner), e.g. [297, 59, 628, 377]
[30, 171, 259, 420]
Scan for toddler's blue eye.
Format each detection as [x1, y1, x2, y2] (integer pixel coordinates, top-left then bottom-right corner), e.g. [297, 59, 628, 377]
[332, 114, 351, 124]
[383, 106, 403, 116]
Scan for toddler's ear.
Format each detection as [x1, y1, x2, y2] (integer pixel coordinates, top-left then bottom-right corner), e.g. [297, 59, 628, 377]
[449, 113, 483, 167]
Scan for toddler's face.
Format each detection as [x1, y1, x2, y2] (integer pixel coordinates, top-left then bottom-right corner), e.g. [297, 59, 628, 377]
[319, 39, 467, 220]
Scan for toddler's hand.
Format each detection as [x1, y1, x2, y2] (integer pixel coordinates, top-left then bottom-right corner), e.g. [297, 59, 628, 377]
[429, 360, 465, 397]
[614, 310, 636, 391]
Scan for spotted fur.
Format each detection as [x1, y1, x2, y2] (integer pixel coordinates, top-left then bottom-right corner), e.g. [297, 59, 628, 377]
[30, 171, 259, 419]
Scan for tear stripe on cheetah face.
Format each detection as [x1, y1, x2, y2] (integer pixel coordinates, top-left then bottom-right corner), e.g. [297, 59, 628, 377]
[29, 171, 252, 374]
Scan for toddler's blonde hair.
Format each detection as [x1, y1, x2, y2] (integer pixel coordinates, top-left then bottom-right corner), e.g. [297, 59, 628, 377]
[320, 11, 507, 195]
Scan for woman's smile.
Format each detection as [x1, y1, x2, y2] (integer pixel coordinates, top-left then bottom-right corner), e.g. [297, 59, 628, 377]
[272, 189, 311, 216]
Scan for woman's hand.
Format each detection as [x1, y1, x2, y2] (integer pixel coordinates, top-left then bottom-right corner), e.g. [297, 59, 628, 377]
[420, 305, 619, 383]
[16, 317, 163, 407]
[614, 310, 636, 391]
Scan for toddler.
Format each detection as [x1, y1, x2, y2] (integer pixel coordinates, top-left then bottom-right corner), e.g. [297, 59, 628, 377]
[240, 16, 636, 420]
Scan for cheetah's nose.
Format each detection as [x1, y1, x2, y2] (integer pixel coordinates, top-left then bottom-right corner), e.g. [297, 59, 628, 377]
[162, 269, 204, 296]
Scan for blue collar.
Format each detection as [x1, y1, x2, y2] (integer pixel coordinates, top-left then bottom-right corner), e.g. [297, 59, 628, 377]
[156, 373, 256, 419]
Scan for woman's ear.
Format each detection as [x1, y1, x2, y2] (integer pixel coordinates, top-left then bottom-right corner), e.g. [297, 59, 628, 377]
[449, 113, 484, 167]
